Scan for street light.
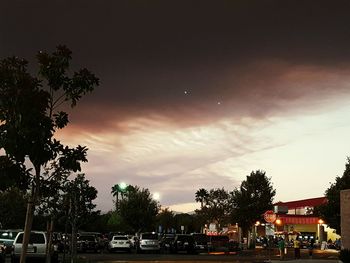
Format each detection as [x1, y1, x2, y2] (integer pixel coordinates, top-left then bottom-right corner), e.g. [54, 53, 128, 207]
[318, 219, 324, 242]
[153, 192, 160, 201]
[119, 182, 127, 191]
[252, 221, 260, 248]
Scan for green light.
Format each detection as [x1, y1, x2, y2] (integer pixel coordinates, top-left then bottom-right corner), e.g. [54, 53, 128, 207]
[119, 182, 127, 190]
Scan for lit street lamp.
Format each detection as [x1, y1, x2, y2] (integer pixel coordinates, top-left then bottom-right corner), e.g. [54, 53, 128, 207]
[153, 192, 160, 201]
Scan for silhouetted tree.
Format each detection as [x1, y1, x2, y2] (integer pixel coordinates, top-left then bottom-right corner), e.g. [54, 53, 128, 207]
[64, 174, 98, 262]
[156, 208, 175, 233]
[316, 157, 350, 234]
[231, 170, 276, 241]
[195, 188, 209, 208]
[195, 188, 231, 229]
[0, 157, 30, 192]
[0, 188, 27, 228]
[0, 45, 98, 263]
[119, 185, 160, 232]
[174, 213, 196, 234]
[111, 183, 134, 211]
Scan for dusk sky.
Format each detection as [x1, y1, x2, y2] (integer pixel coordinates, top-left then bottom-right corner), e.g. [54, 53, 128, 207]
[2, 0, 350, 212]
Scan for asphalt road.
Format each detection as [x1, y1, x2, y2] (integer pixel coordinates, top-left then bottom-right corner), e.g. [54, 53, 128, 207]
[3, 248, 340, 262]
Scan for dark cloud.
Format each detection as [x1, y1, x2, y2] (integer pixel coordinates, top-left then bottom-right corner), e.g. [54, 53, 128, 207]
[2, 0, 350, 132]
[3, 0, 350, 61]
[65, 60, 350, 135]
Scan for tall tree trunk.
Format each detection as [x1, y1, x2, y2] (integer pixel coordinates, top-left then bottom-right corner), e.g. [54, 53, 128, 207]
[251, 225, 257, 248]
[70, 194, 78, 263]
[46, 218, 54, 263]
[20, 165, 40, 263]
[71, 221, 77, 263]
[62, 213, 69, 263]
[20, 196, 35, 263]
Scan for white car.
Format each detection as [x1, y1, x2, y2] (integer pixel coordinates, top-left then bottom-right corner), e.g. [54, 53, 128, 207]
[108, 235, 131, 252]
[137, 232, 160, 253]
[11, 231, 48, 263]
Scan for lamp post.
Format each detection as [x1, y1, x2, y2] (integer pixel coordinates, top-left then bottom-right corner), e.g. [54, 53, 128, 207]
[253, 221, 260, 248]
[152, 192, 160, 201]
[318, 219, 324, 243]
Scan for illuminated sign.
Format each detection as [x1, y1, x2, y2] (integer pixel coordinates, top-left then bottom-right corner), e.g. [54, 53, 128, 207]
[264, 210, 277, 223]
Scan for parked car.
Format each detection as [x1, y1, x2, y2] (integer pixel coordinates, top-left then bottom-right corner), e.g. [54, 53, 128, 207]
[159, 234, 175, 253]
[171, 234, 196, 254]
[228, 240, 240, 253]
[0, 229, 22, 253]
[77, 234, 101, 253]
[191, 233, 208, 252]
[79, 232, 105, 250]
[11, 231, 58, 263]
[0, 242, 5, 263]
[108, 235, 131, 252]
[136, 232, 160, 253]
[208, 235, 230, 252]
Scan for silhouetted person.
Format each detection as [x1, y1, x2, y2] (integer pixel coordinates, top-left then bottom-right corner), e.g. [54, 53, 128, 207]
[293, 237, 301, 259]
[308, 238, 315, 258]
[278, 238, 285, 260]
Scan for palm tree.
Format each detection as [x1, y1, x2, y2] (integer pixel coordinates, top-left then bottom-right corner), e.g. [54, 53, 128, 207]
[111, 184, 120, 210]
[195, 188, 209, 208]
[111, 183, 132, 211]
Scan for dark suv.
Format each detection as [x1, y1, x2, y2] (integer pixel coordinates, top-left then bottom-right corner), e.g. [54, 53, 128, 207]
[77, 235, 101, 253]
[160, 234, 175, 253]
[191, 233, 208, 252]
[208, 235, 230, 252]
[171, 234, 196, 254]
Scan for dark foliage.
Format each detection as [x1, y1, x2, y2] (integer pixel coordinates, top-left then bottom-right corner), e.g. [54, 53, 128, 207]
[316, 158, 350, 234]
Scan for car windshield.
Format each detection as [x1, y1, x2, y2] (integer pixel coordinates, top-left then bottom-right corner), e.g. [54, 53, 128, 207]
[193, 234, 208, 242]
[0, 231, 19, 240]
[113, 236, 128, 240]
[141, 233, 158, 240]
[177, 235, 192, 241]
[210, 235, 229, 242]
[79, 235, 95, 241]
[16, 233, 46, 244]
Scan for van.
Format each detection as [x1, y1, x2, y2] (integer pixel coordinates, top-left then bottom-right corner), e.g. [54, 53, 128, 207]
[11, 231, 57, 263]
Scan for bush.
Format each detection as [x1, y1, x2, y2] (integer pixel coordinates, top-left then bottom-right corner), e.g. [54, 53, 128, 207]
[339, 249, 350, 263]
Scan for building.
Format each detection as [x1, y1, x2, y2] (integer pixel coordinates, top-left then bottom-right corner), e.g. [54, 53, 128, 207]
[273, 197, 340, 243]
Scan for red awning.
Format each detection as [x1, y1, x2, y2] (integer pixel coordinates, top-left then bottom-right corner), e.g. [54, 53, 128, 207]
[278, 215, 320, 225]
[274, 197, 327, 209]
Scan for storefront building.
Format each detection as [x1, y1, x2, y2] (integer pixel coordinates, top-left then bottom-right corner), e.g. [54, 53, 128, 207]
[273, 197, 340, 243]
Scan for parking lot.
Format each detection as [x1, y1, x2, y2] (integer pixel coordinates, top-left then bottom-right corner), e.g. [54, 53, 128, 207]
[1, 247, 340, 263]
